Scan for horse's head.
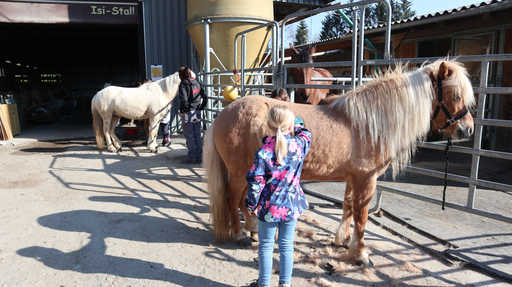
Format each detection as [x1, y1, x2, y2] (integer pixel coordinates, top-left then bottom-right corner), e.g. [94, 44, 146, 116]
[426, 60, 476, 140]
[160, 70, 197, 100]
[289, 44, 315, 103]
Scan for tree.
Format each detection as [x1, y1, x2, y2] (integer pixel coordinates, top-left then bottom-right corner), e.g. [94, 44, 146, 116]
[371, 0, 416, 23]
[319, 0, 355, 40]
[319, 12, 348, 40]
[372, 2, 387, 23]
[293, 20, 309, 46]
[400, 0, 416, 19]
[319, 0, 380, 40]
[317, 0, 417, 41]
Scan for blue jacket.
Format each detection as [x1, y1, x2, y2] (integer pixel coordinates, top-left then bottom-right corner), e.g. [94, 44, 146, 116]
[245, 127, 312, 222]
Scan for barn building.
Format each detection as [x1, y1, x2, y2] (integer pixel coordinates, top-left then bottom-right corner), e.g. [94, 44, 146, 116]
[293, 0, 512, 152]
[1, 0, 510, 152]
[0, 0, 334, 129]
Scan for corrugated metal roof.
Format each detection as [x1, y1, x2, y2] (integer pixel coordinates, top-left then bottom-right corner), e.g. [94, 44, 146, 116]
[368, 0, 511, 29]
[273, 0, 334, 5]
[301, 0, 512, 47]
[273, 0, 337, 22]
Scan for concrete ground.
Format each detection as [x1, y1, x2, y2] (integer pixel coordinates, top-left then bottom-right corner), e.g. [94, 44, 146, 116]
[1, 111, 511, 286]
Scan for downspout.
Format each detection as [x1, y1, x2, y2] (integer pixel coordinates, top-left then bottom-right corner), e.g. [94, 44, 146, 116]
[337, 9, 379, 72]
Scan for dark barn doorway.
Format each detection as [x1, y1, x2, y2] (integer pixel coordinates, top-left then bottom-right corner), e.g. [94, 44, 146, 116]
[0, 1, 142, 127]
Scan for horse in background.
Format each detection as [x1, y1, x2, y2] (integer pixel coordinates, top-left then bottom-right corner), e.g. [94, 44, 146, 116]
[91, 70, 193, 153]
[289, 44, 334, 105]
[204, 59, 475, 266]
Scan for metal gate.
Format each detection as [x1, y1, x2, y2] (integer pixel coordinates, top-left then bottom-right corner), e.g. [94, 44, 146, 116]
[189, 0, 512, 224]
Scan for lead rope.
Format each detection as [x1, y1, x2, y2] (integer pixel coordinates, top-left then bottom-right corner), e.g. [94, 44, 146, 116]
[442, 136, 452, 210]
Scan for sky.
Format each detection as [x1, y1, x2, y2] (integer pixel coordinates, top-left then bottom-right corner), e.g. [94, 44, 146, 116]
[290, 0, 485, 44]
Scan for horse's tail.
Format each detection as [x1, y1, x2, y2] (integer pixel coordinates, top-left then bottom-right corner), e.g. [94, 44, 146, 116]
[91, 98, 105, 150]
[203, 122, 232, 241]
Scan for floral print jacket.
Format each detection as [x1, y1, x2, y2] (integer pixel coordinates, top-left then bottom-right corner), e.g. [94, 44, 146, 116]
[245, 127, 312, 222]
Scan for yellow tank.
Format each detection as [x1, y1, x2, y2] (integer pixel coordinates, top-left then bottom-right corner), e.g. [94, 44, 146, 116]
[186, 0, 273, 85]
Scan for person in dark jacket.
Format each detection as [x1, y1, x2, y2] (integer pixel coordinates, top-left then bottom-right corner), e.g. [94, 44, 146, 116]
[178, 66, 207, 164]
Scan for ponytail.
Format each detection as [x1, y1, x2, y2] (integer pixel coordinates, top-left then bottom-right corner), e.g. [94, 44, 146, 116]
[268, 105, 295, 166]
[275, 127, 288, 165]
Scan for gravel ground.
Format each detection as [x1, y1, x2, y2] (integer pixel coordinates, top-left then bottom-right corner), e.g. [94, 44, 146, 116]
[0, 138, 510, 287]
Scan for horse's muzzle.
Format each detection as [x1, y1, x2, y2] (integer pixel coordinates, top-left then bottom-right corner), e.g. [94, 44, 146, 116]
[454, 123, 474, 140]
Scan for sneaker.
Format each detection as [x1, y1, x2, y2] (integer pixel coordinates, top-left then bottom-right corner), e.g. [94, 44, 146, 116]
[161, 139, 171, 147]
[278, 282, 291, 287]
[180, 159, 195, 164]
[248, 279, 264, 287]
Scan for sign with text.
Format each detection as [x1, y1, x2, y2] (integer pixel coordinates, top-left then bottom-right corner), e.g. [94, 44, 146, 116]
[151, 65, 163, 81]
[0, 2, 139, 25]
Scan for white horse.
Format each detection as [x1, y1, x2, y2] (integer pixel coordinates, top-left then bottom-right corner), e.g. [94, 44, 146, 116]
[91, 71, 193, 152]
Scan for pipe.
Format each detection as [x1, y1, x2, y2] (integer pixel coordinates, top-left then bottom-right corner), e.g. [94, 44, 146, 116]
[337, 8, 379, 73]
[337, 9, 377, 52]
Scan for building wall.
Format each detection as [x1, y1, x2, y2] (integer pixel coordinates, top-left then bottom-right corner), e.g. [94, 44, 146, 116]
[497, 28, 512, 152]
[142, 0, 194, 79]
[141, 0, 196, 133]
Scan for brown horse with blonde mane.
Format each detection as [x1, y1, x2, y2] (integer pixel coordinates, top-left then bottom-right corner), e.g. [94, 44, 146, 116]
[289, 44, 333, 105]
[203, 59, 475, 266]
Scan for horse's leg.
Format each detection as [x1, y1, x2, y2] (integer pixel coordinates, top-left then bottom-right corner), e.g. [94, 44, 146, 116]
[238, 185, 258, 240]
[101, 113, 117, 153]
[227, 175, 252, 246]
[147, 117, 159, 153]
[144, 119, 150, 138]
[109, 115, 122, 151]
[350, 176, 377, 266]
[334, 180, 354, 248]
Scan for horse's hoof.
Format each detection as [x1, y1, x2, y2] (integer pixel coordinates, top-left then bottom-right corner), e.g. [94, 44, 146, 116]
[330, 241, 349, 249]
[250, 231, 259, 242]
[238, 237, 253, 247]
[355, 257, 373, 267]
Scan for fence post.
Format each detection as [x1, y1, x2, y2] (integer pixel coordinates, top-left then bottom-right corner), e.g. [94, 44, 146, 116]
[467, 60, 489, 209]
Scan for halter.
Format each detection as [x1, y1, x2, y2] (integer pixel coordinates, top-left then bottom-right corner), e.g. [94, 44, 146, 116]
[431, 77, 469, 130]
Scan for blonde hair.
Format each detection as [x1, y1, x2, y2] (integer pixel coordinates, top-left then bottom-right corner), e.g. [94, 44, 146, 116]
[268, 105, 295, 165]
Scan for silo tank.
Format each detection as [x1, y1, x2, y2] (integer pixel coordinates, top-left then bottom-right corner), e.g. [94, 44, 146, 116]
[186, 0, 273, 83]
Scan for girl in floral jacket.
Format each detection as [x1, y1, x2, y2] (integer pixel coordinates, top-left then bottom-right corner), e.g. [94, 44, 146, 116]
[245, 104, 311, 287]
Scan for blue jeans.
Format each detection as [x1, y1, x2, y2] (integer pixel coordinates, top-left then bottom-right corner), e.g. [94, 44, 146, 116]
[182, 110, 203, 161]
[258, 219, 297, 286]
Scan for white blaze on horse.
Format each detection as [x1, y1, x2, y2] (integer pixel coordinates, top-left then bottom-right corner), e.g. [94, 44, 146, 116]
[91, 71, 193, 153]
[203, 59, 475, 266]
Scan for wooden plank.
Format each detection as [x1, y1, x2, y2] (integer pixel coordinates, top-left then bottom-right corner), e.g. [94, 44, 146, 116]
[0, 106, 13, 140]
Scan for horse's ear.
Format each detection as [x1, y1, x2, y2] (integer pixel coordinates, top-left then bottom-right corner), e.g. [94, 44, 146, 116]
[290, 43, 298, 56]
[309, 45, 316, 55]
[439, 62, 449, 80]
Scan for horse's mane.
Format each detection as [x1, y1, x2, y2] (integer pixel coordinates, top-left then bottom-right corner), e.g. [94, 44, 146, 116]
[140, 72, 182, 96]
[328, 59, 474, 178]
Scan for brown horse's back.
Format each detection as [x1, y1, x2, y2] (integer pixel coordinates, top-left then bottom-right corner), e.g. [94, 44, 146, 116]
[213, 96, 267, 177]
[212, 95, 377, 182]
